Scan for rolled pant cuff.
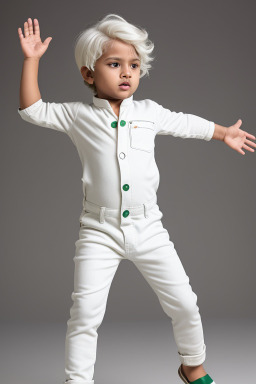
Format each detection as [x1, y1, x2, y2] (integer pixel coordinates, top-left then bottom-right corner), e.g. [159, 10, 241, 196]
[178, 344, 206, 366]
[63, 380, 94, 384]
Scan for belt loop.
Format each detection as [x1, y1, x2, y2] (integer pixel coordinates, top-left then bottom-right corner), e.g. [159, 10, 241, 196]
[143, 203, 149, 218]
[99, 207, 106, 224]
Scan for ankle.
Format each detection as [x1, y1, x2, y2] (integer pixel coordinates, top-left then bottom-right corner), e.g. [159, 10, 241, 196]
[181, 363, 207, 382]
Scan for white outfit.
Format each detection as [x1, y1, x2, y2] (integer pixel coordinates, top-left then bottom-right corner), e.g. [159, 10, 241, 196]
[18, 95, 215, 384]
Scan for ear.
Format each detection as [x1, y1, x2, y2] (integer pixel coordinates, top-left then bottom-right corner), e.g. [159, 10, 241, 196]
[80, 66, 94, 85]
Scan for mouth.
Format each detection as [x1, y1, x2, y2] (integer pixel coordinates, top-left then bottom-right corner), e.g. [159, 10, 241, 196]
[119, 82, 130, 90]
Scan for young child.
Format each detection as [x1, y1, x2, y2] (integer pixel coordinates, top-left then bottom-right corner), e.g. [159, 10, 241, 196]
[17, 14, 255, 384]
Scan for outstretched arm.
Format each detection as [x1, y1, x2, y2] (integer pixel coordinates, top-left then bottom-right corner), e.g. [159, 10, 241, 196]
[212, 119, 256, 155]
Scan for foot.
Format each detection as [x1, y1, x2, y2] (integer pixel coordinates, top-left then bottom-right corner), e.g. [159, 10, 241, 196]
[181, 363, 208, 382]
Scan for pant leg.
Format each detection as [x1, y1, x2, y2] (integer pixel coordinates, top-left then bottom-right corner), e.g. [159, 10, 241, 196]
[131, 205, 206, 367]
[64, 225, 122, 384]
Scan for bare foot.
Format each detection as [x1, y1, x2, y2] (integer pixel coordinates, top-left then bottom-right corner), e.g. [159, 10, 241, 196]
[181, 363, 208, 382]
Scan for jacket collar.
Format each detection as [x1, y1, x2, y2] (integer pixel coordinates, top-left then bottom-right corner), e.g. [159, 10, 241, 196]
[92, 94, 134, 109]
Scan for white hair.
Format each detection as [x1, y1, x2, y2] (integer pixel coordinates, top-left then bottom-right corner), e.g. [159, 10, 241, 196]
[73, 14, 155, 94]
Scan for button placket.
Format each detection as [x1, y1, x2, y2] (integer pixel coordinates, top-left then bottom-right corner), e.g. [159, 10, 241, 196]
[116, 112, 132, 220]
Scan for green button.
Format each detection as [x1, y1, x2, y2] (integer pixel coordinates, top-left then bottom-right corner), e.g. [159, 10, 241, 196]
[120, 120, 126, 127]
[111, 121, 118, 128]
[122, 210, 130, 218]
[122, 184, 129, 191]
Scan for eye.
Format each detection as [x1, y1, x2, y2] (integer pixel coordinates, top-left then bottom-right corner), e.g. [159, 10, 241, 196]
[108, 62, 119, 68]
[108, 62, 139, 68]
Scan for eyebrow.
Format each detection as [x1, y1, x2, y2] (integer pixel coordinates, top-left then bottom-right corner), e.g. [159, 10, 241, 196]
[104, 57, 140, 62]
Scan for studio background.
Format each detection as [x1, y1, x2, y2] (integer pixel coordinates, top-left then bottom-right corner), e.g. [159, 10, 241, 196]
[1, 1, 255, 384]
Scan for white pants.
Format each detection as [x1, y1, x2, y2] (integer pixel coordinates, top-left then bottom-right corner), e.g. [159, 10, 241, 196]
[64, 197, 206, 384]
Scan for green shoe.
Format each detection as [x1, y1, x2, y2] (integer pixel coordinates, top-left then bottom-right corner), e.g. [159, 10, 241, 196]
[178, 364, 216, 384]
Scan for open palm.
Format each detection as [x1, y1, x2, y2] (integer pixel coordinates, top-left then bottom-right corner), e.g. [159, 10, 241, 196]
[224, 119, 256, 155]
[18, 18, 52, 59]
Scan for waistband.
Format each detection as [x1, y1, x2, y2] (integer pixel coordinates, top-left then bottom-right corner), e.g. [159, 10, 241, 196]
[81, 195, 157, 224]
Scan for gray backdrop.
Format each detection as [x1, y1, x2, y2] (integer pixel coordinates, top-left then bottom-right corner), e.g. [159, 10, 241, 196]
[1, 0, 255, 325]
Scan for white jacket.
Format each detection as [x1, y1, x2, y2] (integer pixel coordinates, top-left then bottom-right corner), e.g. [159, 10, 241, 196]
[18, 94, 215, 209]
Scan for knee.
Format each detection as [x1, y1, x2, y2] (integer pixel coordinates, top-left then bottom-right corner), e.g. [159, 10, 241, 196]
[175, 291, 200, 319]
[162, 290, 199, 320]
[69, 291, 107, 326]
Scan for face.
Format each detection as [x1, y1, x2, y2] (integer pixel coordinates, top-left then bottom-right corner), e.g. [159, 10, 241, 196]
[81, 39, 141, 109]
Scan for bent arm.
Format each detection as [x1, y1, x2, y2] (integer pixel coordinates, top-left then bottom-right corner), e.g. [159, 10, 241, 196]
[18, 57, 81, 135]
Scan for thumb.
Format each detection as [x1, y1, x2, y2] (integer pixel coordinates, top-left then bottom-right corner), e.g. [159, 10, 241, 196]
[43, 37, 52, 46]
[236, 118, 242, 128]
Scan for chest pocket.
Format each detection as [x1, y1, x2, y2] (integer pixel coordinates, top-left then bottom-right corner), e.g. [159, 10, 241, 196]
[129, 120, 155, 152]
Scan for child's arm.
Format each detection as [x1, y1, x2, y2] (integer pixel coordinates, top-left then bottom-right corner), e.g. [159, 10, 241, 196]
[17, 18, 80, 136]
[154, 101, 215, 141]
[19, 58, 41, 110]
[153, 101, 256, 155]
[18, 18, 52, 110]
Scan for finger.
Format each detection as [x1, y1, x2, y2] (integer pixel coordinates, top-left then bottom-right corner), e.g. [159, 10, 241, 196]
[237, 147, 245, 155]
[33, 18, 40, 37]
[245, 139, 256, 148]
[24, 21, 29, 37]
[18, 27, 24, 40]
[242, 143, 255, 152]
[245, 132, 256, 140]
[236, 118, 242, 127]
[28, 18, 33, 35]
[43, 37, 52, 46]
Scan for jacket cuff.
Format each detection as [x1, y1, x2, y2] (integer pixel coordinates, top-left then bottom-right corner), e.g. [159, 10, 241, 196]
[205, 121, 215, 141]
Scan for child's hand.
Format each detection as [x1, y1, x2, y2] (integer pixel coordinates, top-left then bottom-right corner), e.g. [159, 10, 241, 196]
[18, 18, 52, 60]
[224, 119, 256, 155]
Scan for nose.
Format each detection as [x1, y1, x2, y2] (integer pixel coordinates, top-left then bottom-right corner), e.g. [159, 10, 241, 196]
[121, 64, 132, 78]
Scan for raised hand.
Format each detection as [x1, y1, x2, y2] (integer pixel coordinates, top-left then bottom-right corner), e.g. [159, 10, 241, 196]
[224, 119, 256, 155]
[18, 18, 52, 60]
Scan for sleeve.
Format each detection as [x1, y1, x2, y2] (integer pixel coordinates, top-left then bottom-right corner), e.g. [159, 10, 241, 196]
[17, 98, 81, 136]
[154, 101, 215, 141]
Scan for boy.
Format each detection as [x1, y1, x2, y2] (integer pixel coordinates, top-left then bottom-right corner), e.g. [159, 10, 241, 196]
[17, 14, 255, 384]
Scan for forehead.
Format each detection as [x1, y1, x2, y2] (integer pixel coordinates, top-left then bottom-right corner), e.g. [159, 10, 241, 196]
[101, 39, 140, 60]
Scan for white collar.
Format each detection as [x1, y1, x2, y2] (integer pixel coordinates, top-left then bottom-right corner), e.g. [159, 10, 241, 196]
[92, 94, 134, 110]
